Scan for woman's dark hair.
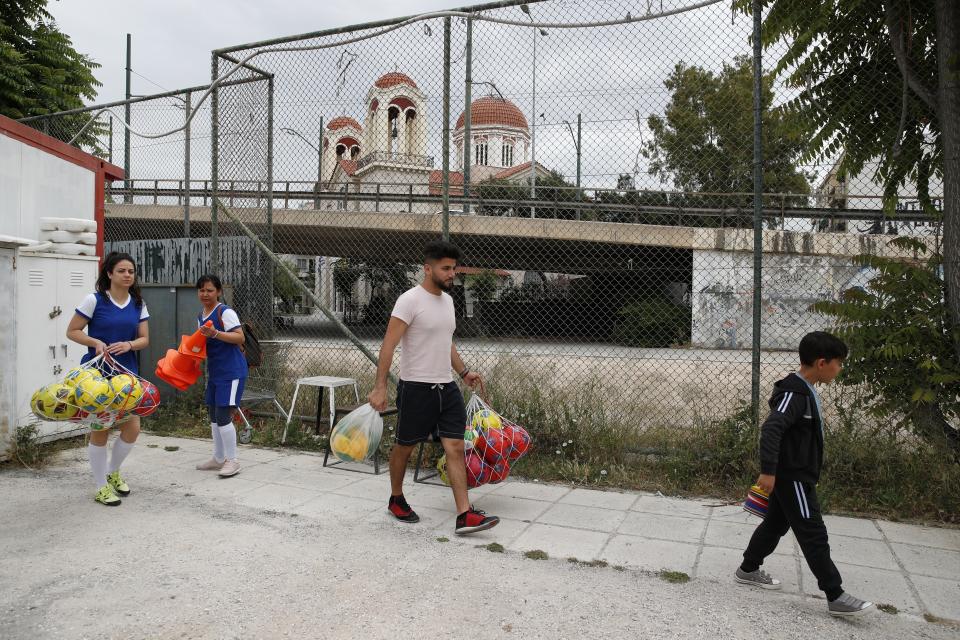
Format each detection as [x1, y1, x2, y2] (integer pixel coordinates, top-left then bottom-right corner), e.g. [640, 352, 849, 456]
[97, 252, 143, 308]
[196, 274, 224, 291]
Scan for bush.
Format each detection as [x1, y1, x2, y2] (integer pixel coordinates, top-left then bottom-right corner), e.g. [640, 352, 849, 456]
[612, 298, 690, 347]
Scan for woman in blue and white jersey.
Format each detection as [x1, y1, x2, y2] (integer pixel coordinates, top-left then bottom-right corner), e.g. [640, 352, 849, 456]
[66, 252, 150, 506]
[193, 274, 247, 478]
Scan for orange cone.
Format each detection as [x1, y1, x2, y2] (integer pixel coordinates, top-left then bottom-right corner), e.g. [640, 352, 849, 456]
[178, 321, 212, 358]
[155, 322, 212, 390]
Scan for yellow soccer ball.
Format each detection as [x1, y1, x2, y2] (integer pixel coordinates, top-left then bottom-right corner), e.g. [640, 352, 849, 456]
[74, 375, 114, 413]
[64, 366, 98, 388]
[436, 454, 451, 486]
[31, 383, 79, 420]
[472, 409, 502, 430]
[108, 374, 143, 411]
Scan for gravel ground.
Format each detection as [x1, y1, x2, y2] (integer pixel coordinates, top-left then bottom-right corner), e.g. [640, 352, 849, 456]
[0, 463, 955, 640]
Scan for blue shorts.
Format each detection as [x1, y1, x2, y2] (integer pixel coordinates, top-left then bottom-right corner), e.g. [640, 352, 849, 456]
[205, 377, 245, 408]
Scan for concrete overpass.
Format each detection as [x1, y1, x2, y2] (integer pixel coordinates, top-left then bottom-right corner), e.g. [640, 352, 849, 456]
[104, 202, 932, 275]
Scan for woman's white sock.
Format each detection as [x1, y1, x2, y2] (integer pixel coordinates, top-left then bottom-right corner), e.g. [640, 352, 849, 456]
[211, 422, 225, 462]
[218, 423, 238, 461]
[88, 443, 108, 488]
[109, 438, 135, 472]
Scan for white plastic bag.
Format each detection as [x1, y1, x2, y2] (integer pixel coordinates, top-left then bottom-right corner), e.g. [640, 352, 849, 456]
[329, 403, 383, 463]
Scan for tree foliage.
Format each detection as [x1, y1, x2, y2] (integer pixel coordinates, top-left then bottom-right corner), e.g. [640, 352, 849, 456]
[643, 55, 812, 216]
[475, 170, 581, 219]
[744, 0, 940, 211]
[813, 237, 959, 457]
[0, 0, 102, 148]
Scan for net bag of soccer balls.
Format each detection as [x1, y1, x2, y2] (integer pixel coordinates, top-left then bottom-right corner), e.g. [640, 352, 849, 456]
[29, 354, 161, 430]
[437, 394, 532, 488]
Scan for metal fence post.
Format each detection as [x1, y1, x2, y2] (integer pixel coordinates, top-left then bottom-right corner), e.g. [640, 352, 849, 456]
[463, 15, 473, 216]
[751, 0, 764, 425]
[211, 54, 220, 272]
[266, 76, 276, 335]
[184, 90, 191, 240]
[442, 17, 452, 241]
[124, 34, 132, 204]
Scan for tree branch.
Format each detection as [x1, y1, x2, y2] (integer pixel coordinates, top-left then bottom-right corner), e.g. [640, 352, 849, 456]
[885, 0, 938, 114]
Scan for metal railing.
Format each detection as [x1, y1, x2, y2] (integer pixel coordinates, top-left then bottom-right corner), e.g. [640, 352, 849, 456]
[355, 151, 435, 171]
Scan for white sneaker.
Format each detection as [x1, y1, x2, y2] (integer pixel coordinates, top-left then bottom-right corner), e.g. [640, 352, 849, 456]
[219, 459, 241, 477]
[196, 458, 225, 471]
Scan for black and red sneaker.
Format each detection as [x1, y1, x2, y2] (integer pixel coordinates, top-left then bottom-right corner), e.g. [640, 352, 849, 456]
[388, 494, 420, 523]
[455, 508, 500, 535]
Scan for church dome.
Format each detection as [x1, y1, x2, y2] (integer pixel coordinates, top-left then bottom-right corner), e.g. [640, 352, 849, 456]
[455, 96, 528, 131]
[373, 72, 419, 90]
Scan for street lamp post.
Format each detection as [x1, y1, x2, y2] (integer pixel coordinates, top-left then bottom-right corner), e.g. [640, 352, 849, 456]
[281, 124, 324, 209]
[564, 113, 582, 220]
[521, 4, 547, 218]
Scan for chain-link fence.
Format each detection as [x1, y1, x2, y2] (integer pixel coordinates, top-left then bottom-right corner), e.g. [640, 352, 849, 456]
[18, 0, 952, 510]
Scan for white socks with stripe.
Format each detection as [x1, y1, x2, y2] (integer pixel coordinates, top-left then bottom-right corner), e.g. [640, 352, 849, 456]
[218, 424, 238, 462]
[109, 438, 135, 473]
[211, 422, 225, 463]
[88, 443, 108, 488]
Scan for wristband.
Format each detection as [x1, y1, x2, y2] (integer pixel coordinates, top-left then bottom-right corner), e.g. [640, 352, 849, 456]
[127, 341, 133, 351]
[214, 330, 220, 340]
[459, 368, 470, 379]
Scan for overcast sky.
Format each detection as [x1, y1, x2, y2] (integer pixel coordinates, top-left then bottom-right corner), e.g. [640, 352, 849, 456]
[45, 0, 815, 195]
[48, 0, 469, 104]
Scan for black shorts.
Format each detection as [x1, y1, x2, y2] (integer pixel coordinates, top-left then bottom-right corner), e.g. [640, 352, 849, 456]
[395, 379, 467, 445]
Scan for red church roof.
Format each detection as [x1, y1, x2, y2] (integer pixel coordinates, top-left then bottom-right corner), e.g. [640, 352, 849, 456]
[456, 96, 528, 131]
[374, 72, 419, 90]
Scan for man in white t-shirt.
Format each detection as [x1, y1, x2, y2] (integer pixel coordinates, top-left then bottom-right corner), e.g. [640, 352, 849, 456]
[369, 241, 500, 535]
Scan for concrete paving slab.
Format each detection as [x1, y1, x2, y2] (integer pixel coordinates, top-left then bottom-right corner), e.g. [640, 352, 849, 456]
[471, 494, 554, 522]
[537, 502, 628, 533]
[704, 520, 794, 556]
[267, 469, 362, 493]
[508, 523, 610, 561]
[295, 493, 384, 522]
[490, 481, 570, 503]
[822, 515, 883, 540]
[910, 575, 960, 621]
[828, 536, 900, 571]
[890, 543, 960, 580]
[824, 563, 923, 614]
[618, 511, 707, 544]
[695, 546, 801, 593]
[190, 475, 267, 499]
[235, 483, 316, 512]
[330, 476, 395, 502]
[878, 521, 960, 551]
[631, 494, 712, 519]
[236, 446, 287, 463]
[599, 535, 698, 574]
[559, 488, 639, 511]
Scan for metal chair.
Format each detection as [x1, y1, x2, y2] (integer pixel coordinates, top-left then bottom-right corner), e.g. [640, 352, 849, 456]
[234, 340, 292, 443]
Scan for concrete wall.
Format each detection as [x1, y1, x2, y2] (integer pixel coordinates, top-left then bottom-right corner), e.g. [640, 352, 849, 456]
[0, 246, 16, 459]
[0, 133, 94, 242]
[691, 249, 872, 350]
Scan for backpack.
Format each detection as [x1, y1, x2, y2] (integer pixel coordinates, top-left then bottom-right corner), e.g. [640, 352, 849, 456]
[216, 305, 263, 369]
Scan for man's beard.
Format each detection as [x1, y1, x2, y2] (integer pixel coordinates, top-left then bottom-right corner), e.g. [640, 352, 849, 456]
[433, 275, 454, 292]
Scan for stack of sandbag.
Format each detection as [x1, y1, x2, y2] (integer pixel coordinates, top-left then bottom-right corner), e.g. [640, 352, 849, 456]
[37, 217, 97, 255]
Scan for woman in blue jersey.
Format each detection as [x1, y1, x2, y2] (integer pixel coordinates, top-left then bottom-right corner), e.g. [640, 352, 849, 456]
[193, 275, 247, 478]
[66, 252, 150, 506]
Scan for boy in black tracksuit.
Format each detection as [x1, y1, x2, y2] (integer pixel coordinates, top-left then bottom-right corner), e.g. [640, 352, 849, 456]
[735, 331, 874, 618]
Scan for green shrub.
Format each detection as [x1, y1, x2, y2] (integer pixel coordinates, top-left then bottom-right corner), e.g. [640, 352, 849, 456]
[612, 298, 690, 347]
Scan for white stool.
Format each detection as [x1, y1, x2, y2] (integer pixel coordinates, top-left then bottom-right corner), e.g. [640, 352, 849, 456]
[281, 376, 359, 444]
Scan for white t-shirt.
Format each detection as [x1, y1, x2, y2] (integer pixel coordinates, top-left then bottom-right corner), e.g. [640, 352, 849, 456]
[76, 292, 150, 321]
[199, 304, 241, 331]
[391, 285, 456, 383]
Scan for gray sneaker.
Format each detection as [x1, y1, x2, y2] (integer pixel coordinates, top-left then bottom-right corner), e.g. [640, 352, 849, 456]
[828, 592, 874, 617]
[735, 567, 782, 590]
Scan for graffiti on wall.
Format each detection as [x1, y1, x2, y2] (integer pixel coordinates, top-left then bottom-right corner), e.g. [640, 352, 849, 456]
[691, 251, 872, 350]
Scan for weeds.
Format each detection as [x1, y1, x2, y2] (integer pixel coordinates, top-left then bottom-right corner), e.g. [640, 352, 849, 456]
[524, 550, 549, 560]
[659, 570, 690, 584]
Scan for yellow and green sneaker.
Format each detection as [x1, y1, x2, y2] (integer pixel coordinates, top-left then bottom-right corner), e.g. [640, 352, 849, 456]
[106, 471, 130, 496]
[94, 485, 121, 506]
